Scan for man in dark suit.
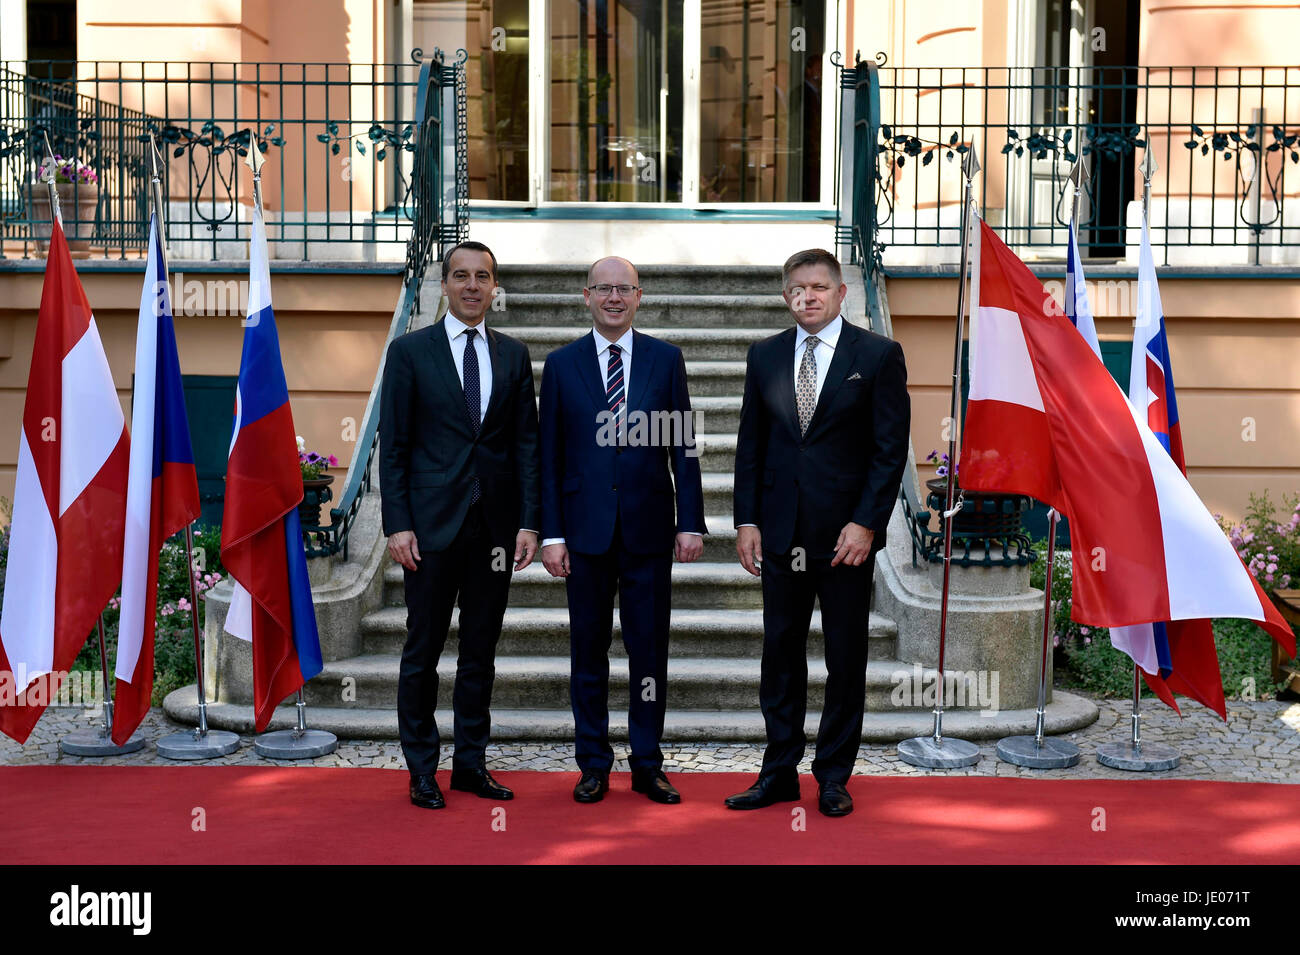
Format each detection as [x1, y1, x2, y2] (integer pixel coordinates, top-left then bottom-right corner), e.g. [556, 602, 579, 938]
[539, 256, 707, 805]
[379, 241, 540, 810]
[727, 248, 909, 817]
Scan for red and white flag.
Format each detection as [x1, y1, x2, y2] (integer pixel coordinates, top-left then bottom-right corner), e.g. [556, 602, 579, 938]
[961, 219, 1294, 665]
[0, 219, 130, 743]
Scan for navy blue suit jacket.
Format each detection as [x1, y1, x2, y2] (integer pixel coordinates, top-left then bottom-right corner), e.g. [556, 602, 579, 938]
[539, 330, 707, 556]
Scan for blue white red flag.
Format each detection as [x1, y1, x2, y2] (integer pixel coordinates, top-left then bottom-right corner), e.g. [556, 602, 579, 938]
[961, 219, 1295, 685]
[1064, 216, 1102, 359]
[113, 213, 201, 743]
[221, 204, 322, 731]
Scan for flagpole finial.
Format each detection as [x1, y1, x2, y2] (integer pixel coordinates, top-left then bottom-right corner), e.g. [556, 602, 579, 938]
[39, 130, 62, 225]
[243, 135, 266, 180]
[147, 131, 163, 183]
[962, 148, 980, 181]
[1067, 154, 1090, 187]
[1139, 149, 1157, 182]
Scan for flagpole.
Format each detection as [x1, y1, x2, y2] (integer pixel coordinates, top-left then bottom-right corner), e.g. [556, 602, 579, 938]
[1097, 143, 1180, 772]
[898, 149, 982, 769]
[997, 157, 1093, 769]
[241, 136, 337, 761]
[46, 128, 145, 757]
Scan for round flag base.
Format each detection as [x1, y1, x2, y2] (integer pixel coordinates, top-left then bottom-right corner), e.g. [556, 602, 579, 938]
[996, 735, 1081, 769]
[255, 729, 338, 760]
[1096, 740, 1180, 772]
[897, 735, 982, 768]
[156, 729, 241, 761]
[60, 729, 146, 757]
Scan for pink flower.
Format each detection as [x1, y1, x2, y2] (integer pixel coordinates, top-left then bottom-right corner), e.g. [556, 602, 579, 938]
[328, 454, 338, 466]
[1084, 636, 1092, 645]
[1079, 626, 1091, 635]
[160, 603, 174, 617]
[177, 598, 191, 612]
[1053, 634, 1061, 647]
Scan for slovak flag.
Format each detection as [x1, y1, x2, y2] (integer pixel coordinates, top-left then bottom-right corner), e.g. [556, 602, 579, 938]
[0, 218, 130, 743]
[961, 218, 1295, 673]
[220, 204, 322, 731]
[112, 213, 201, 744]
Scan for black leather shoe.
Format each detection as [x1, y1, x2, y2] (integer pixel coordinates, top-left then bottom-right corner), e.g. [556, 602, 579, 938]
[631, 769, 681, 804]
[724, 772, 800, 810]
[818, 781, 853, 817]
[573, 771, 609, 803]
[450, 766, 514, 800]
[409, 773, 445, 810]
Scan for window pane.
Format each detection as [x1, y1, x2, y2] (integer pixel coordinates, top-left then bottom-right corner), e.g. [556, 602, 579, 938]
[549, 1, 684, 202]
[414, 0, 530, 201]
[700, 0, 823, 202]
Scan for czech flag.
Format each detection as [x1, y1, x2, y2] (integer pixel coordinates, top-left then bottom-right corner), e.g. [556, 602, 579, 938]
[961, 218, 1295, 678]
[113, 213, 201, 744]
[0, 217, 129, 743]
[220, 204, 322, 731]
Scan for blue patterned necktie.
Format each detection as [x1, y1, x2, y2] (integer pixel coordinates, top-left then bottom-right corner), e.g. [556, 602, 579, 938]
[463, 327, 481, 504]
[606, 342, 625, 444]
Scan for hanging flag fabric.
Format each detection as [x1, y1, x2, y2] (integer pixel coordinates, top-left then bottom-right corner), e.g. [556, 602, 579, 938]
[961, 218, 1295, 671]
[220, 204, 322, 732]
[1107, 214, 1226, 717]
[112, 213, 201, 744]
[0, 218, 130, 743]
[1064, 216, 1102, 359]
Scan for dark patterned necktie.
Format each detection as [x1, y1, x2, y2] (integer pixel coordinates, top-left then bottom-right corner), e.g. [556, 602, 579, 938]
[796, 335, 820, 436]
[463, 327, 481, 504]
[606, 342, 625, 444]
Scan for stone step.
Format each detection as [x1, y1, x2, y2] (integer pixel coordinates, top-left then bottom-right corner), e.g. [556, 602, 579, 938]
[502, 326, 776, 363]
[506, 294, 791, 327]
[167, 687, 1100, 743]
[301, 654, 935, 712]
[533, 358, 746, 398]
[384, 559, 761, 611]
[359, 605, 898, 659]
[496, 264, 784, 296]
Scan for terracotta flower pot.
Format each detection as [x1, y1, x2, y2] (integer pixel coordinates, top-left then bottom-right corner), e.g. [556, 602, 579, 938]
[29, 182, 99, 258]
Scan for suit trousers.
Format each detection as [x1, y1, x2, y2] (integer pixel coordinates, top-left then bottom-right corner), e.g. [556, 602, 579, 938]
[758, 548, 875, 785]
[566, 522, 672, 774]
[397, 502, 512, 775]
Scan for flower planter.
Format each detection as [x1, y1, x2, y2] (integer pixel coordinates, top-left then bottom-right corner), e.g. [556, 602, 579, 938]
[925, 477, 1028, 538]
[29, 183, 100, 258]
[299, 474, 335, 528]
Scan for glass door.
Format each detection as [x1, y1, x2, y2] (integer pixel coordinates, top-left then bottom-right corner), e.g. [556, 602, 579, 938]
[547, 0, 684, 202]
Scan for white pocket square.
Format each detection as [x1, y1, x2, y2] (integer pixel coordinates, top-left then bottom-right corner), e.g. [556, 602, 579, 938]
[846, 371, 862, 381]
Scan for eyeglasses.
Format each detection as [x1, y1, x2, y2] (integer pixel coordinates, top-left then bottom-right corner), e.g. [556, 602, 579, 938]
[587, 284, 640, 296]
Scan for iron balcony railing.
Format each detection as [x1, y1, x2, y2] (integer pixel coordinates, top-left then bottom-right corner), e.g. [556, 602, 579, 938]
[836, 57, 1300, 269]
[0, 53, 467, 261]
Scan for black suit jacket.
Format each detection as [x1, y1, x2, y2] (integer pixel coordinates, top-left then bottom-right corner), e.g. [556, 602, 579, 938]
[379, 319, 540, 552]
[733, 321, 910, 558]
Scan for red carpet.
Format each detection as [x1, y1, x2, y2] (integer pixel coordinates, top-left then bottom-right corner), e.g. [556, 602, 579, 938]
[3, 767, 1299, 864]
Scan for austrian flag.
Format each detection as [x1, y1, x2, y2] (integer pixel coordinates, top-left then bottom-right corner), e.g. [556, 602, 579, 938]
[0, 220, 130, 742]
[961, 219, 1294, 660]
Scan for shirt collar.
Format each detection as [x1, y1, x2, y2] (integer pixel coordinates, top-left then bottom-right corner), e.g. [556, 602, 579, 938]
[795, 314, 843, 351]
[446, 312, 486, 340]
[593, 327, 634, 357]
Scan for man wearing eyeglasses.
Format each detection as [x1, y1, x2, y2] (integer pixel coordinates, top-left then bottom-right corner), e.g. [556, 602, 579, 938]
[538, 256, 707, 805]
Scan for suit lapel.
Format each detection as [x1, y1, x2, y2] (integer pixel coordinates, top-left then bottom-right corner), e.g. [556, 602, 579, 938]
[482, 326, 509, 427]
[429, 319, 475, 436]
[575, 331, 608, 412]
[774, 328, 801, 441]
[805, 322, 857, 438]
[627, 329, 656, 413]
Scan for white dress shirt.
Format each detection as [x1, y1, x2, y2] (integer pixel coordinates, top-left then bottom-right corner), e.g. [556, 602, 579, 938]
[737, 314, 845, 531]
[446, 311, 491, 422]
[543, 327, 701, 548]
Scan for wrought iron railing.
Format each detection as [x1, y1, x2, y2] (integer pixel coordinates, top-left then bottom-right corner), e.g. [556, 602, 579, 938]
[0, 54, 468, 261]
[306, 50, 468, 560]
[837, 57, 1300, 268]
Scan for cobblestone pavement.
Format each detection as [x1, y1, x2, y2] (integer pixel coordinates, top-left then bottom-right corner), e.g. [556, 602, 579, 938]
[3, 693, 1298, 782]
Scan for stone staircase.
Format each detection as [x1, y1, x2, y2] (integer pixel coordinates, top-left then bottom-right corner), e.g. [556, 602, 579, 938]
[169, 263, 1100, 742]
